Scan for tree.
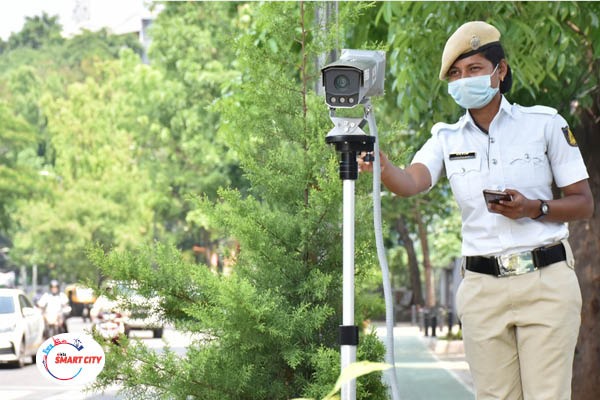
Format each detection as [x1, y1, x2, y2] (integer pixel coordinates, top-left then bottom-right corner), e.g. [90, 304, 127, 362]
[5, 12, 64, 51]
[91, 2, 388, 399]
[63, 28, 144, 65]
[0, 13, 158, 283]
[0, 103, 38, 234]
[134, 2, 245, 262]
[10, 53, 156, 282]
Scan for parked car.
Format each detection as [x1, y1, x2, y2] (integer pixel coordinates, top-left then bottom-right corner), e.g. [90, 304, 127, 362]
[0, 288, 45, 367]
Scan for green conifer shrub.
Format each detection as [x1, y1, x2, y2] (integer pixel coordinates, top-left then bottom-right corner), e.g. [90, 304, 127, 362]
[90, 3, 388, 399]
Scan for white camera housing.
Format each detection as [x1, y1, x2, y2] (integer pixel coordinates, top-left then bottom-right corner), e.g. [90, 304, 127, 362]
[321, 49, 386, 108]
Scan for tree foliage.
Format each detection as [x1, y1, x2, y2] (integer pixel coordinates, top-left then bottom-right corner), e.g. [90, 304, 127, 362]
[133, 2, 244, 258]
[0, 17, 160, 281]
[10, 53, 155, 282]
[3, 12, 64, 52]
[0, 102, 37, 232]
[92, 2, 388, 399]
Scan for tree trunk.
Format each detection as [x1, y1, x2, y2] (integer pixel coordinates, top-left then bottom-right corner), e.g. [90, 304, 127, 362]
[395, 215, 424, 306]
[571, 95, 600, 400]
[415, 204, 435, 308]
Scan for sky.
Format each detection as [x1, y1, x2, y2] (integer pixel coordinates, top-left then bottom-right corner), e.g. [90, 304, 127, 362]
[0, 0, 150, 41]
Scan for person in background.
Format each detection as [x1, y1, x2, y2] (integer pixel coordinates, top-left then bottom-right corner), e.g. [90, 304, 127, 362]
[90, 283, 120, 322]
[37, 279, 70, 334]
[360, 21, 593, 400]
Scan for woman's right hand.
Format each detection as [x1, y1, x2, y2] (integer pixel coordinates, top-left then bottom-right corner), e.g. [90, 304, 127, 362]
[358, 150, 390, 174]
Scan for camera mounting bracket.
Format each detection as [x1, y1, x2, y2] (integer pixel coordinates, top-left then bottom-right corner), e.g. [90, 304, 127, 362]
[326, 103, 375, 181]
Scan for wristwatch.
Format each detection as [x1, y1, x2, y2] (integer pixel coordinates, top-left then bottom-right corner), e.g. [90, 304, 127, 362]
[534, 200, 550, 220]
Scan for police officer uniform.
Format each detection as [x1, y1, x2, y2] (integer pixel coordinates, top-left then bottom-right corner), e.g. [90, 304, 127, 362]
[412, 21, 589, 400]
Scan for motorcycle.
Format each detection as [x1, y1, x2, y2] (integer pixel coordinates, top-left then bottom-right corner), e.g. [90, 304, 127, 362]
[42, 303, 71, 338]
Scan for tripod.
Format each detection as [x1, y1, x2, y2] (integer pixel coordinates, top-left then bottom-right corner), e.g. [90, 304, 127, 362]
[326, 99, 401, 400]
[326, 105, 374, 400]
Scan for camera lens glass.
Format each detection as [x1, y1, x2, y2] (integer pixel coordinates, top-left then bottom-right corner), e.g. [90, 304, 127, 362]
[334, 74, 350, 90]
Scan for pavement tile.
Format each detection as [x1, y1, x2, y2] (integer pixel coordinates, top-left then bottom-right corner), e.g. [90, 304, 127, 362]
[376, 323, 475, 400]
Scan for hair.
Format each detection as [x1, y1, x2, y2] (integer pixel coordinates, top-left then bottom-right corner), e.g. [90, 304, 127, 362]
[456, 42, 513, 93]
[481, 43, 512, 93]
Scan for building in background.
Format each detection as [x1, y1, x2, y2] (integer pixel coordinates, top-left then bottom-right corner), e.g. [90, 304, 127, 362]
[0, 1, 162, 61]
[68, 0, 160, 36]
[68, 0, 162, 62]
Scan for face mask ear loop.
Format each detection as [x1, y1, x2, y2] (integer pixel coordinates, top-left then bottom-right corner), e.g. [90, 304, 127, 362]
[490, 64, 500, 88]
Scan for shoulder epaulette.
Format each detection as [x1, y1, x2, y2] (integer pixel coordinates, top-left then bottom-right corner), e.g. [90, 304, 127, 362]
[515, 104, 558, 116]
[431, 119, 462, 135]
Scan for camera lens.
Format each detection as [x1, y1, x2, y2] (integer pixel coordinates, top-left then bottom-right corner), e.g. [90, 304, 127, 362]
[334, 74, 350, 90]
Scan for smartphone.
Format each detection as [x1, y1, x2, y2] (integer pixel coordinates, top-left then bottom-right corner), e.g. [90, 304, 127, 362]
[483, 189, 512, 204]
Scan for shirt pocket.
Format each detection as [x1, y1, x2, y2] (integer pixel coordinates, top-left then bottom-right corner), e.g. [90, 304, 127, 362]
[445, 155, 483, 202]
[504, 145, 551, 189]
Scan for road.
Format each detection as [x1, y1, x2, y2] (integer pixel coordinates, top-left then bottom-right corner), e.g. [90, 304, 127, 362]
[0, 317, 194, 400]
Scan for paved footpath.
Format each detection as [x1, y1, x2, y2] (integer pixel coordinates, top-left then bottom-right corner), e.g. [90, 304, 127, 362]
[376, 324, 475, 400]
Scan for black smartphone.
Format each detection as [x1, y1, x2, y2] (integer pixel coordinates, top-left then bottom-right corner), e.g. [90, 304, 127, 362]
[483, 189, 512, 204]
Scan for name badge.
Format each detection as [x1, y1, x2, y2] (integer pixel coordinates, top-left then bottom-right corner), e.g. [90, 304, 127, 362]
[449, 152, 476, 160]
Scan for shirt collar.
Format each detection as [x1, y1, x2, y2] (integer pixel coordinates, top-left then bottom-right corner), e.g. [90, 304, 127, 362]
[459, 95, 514, 130]
[498, 95, 514, 118]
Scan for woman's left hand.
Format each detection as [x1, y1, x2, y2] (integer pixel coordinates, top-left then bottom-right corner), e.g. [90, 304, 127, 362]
[488, 188, 538, 219]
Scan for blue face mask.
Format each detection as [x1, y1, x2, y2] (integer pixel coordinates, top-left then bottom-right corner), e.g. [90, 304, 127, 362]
[448, 65, 499, 109]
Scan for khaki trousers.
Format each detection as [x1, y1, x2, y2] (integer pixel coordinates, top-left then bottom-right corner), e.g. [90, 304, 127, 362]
[456, 243, 582, 400]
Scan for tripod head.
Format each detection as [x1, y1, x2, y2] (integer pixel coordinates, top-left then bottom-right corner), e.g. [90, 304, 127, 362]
[325, 101, 376, 181]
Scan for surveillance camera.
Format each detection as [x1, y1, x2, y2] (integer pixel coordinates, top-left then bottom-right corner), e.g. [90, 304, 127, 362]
[321, 49, 386, 108]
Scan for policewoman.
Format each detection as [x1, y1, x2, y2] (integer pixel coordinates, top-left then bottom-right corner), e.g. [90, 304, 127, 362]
[360, 21, 594, 399]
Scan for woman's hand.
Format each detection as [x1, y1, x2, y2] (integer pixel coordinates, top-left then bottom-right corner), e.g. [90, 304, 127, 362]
[491, 180, 593, 222]
[488, 188, 538, 219]
[357, 150, 390, 174]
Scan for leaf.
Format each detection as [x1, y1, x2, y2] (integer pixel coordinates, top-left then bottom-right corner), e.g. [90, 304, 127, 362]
[323, 361, 392, 400]
[557, 53, 566, 74]
[379, 2, 393, 24]
[591, 12, 599, 28]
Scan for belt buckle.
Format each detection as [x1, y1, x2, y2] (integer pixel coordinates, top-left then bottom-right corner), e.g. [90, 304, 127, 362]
[497, 252, 536, 277]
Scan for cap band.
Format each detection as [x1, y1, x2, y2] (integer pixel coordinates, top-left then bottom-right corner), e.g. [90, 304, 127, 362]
[456, 41, 502, 61]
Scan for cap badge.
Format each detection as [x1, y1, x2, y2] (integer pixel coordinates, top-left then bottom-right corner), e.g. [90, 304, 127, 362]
[470, 35, 481, 50]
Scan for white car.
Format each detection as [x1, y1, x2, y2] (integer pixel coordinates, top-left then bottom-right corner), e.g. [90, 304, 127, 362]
[0, 288, 45, 367]
[120, 287, 164, 339]
[93, 281, 165, 339]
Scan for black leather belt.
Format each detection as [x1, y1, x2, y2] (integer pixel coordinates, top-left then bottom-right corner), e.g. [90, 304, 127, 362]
[465, 242, 567, 277]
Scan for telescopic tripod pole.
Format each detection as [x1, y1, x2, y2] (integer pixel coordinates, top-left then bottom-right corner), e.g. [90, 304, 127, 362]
[326, 107, 375, 400]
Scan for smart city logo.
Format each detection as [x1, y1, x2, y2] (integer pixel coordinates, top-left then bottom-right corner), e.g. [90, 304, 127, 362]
[36, 333, 105, 386]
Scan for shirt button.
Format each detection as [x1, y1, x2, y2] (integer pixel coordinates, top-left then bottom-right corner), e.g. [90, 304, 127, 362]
[524, 153, 530, 159]
[492, 159, 498, 165]
[490, 137, 496, 143]
[460, 167, 466, 173]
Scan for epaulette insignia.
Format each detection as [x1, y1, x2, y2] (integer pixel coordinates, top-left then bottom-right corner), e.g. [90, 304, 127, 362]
[562, 126, 578, 147]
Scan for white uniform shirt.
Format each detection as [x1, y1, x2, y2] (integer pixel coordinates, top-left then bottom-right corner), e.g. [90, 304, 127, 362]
[412, 96, 589, 256]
